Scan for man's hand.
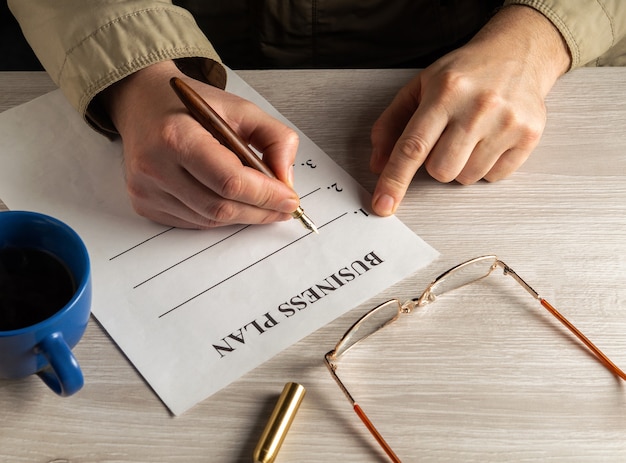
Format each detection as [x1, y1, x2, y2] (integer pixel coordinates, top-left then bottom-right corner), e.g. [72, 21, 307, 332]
[102, 60, 300, 228]
[370, 5, 571, 216]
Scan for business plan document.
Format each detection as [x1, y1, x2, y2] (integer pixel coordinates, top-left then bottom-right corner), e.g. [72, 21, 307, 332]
[0, 69, 438, 414]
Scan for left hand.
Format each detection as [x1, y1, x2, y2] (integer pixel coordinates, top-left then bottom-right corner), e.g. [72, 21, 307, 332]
[369, 5, 571, 216]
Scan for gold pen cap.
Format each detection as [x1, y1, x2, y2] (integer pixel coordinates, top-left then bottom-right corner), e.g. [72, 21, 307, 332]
[253, 382, 306, 463]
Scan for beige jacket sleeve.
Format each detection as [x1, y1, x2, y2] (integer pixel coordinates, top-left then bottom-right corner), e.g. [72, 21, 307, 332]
[504, 0, 626, 68]
[8, 0, 226, 134]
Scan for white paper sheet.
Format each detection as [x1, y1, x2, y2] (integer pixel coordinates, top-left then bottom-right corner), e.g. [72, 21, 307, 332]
[0, 69, 438, 415]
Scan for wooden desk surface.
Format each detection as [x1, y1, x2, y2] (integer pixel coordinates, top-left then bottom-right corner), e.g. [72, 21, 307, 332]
[1, 68, 626, 462]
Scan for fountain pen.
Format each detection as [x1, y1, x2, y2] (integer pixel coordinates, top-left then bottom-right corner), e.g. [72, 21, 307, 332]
[169, 77, 319, 234]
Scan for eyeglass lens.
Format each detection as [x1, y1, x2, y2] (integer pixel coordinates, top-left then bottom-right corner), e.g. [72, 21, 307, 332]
[426, 255, 498, 300]
[334, 300, 402, 358]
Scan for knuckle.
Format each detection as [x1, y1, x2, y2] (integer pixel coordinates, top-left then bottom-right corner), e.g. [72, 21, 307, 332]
[436, 70, 470, 104]
[216, 172, 245, 199]
[126, 156, 158, 183]
[371, 117, 402, 148]
[425, 162, 457, 184]
[370, 117, 387, 142]
[459, 91, 505, 133]
[130, 202, 149, 218]
[499, 107, 524, 131]
[484, 168, 513, 183]
[200, 219, 226, 229]
[206, 173, 246, 223]
[455, 174, 478, 186]
[518, 120, 544, 147]
[437, 69, 463, 93]
[256, 179, 279, 208]
[474, 90, 504, 114]
[127, 193, 157, 222]
[501, 112, 545, 148]
[125, 178, 144, 202]
[283, 128, 300, 149]
[205, 199, 237, 224]
[124, 162, 155, 202]
[395, 133, 431, 163]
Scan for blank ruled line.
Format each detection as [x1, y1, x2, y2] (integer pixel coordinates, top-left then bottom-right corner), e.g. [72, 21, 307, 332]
[109, 227, 175, 261]
[110, 188, 319, 262]
[133, 225, 250, 289]
[158, 212, 348, 319]
[300, 187, 321, 199]
[316, 212, 346, 229]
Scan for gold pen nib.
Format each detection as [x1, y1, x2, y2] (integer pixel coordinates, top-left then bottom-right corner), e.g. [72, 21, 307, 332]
[291, 206, 319, 234]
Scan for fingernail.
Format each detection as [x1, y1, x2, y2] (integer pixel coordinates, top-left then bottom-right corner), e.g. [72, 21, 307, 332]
[373, 194, 396, 216]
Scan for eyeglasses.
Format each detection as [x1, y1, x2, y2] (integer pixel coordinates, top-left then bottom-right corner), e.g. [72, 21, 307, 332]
[324, 255, 626, 462]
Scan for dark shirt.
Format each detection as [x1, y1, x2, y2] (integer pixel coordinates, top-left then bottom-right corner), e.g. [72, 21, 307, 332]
[3, 0, 502, 71]
[175, 0, 502, 69]
[1, 2, 43, 70]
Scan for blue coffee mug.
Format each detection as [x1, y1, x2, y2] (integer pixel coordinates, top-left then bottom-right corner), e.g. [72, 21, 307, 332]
[0, 211, 91, 396]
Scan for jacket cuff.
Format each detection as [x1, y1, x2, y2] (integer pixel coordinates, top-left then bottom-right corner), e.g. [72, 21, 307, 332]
[86, 57, 227, 136]
[503, 0, 617, 69]
[62, 7, 226, 135]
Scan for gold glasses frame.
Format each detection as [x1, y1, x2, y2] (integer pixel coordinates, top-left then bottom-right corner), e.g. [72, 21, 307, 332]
[324, 255, 626, 463]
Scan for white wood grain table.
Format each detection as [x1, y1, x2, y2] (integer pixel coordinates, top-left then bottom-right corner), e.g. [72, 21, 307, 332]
[1, 68, 625, 462]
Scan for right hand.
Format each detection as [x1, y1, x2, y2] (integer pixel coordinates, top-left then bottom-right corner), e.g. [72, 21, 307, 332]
[101, 60, 300, 229]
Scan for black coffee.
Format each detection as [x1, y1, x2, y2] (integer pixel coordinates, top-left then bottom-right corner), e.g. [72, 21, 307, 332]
[0, 247, 76, 331]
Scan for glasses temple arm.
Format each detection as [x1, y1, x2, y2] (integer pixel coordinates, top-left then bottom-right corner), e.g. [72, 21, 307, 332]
[539, 298, 626, 380]
[325, 355, 402, 462]
[502, 263, 626, 381]
[354, 403, 402, 463]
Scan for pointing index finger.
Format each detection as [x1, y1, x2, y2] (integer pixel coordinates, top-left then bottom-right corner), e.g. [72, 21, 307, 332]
[372, 95, 449, 216]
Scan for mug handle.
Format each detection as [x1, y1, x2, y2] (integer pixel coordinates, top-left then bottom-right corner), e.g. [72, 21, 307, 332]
[35, 332, 84, 396]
